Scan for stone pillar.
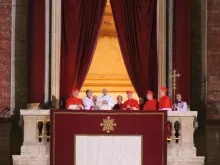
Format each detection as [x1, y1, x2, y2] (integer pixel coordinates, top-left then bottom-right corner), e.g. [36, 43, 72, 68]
[178, 117, 196, 156]
[13, 0, 28, 109]
[190, 0, 207, 128]
[157, 0, 167, 96]
[51, 0, 61, 102]
[167, 0, 173, 98]
[167, 111, 198, 157]
[0, 0, 12, 109]
[44, 0, 50, 102]
[21, 114, 50, 155]
[13, 110, 50, 165]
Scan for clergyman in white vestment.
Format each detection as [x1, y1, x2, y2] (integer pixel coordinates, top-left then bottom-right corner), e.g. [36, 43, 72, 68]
[82, 89, 94, 110]
[97, 89, 115, 110]
[172, 94, 187, 112]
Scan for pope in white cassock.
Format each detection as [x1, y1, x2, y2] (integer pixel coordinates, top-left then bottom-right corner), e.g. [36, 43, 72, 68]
[97, 89, 115, 110]
[83, 89, 94, 110]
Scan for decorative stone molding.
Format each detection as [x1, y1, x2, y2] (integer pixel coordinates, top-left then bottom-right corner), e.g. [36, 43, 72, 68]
[51, 0, 61, 102]
[157, 0, 167, 95]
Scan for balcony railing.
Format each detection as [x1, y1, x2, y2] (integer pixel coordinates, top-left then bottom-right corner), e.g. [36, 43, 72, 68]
[12, 110, 204, 165]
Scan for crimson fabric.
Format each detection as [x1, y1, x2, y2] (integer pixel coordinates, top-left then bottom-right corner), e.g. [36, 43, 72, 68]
[50, 110, 167, 165]
[60, 0, 106, 98]
[173, 0, 190, 104]
[110, 0, 158, 98]
[27, 0, 45, 103]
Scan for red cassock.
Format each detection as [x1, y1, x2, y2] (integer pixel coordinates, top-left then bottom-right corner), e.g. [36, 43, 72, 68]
[143, 99, 158, 111]
[122, 98, 140, 110]
[65, 96, 84, 109]
[159, 95, 172, 109]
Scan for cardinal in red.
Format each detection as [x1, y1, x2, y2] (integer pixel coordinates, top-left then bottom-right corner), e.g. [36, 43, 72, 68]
[159, 86, 172, 111]
[143, 90, 158, 110]
[122, 91, 139, 110]
[65, 88, 84, 109]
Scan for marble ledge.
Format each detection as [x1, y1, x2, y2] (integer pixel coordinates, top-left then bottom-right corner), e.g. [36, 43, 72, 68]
[167, 156, 205, 165]
[20, 109, 198, 117]
[20, 109, 50, 116]
[12, 155, 204, 165]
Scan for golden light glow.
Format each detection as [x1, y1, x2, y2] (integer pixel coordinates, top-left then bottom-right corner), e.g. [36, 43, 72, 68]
[81, 4, 137, 101]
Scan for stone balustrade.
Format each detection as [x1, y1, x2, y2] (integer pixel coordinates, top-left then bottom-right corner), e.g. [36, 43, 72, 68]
[13, 110, 205, 165]
[167, 111, 204, 165]
[167, 111, 197, 157]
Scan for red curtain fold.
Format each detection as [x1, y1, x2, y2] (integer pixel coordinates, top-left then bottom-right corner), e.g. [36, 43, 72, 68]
[27, 0, 45, 103]
[173, 0, 190, 104]
[110, 0, 158, 98]
[60, 0, 107, 98]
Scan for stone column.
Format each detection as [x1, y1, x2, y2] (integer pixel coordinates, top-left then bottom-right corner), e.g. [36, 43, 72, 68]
[20, 110, 50, 155]
[51, 0, 61, 103]
[13, 110, 50, 165]
[167, 111, 198, 157]
[157, 0, 167, 96]
[45, 0, 50, 102]
[190, 0, 207, 127]
[13, 0, 28, 109]
[178, 116, 196, 156]
[167, 0, 173, 98]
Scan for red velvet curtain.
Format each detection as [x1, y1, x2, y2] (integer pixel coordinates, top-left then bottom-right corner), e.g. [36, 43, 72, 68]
[60, 0, 107, 98]
[110, 0, 157, 98]
[173, 0, 190, 104]
[27, 0, 45, 103]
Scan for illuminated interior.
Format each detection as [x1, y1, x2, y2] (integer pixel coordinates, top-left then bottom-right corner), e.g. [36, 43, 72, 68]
[80, 3, 138, 102]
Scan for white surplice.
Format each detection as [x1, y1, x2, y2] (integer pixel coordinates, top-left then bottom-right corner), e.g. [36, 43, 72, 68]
[172, 101, 187, 112]
[82, 97, 94, 110]
[97, 95, 115, 110]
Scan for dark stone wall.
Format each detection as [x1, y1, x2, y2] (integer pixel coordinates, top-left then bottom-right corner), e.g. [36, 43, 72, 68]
[206, 0, 220, 120]
[0, 0, 12, 109]
[190, 6, 208, 160]
[0, 120, 12, 165]
[190, 0, 220, 164]
[190, 0, 207, 127]
[206, 121, 220, 164]
[14, 0, 28, 109]
[0, 0, 28, 110]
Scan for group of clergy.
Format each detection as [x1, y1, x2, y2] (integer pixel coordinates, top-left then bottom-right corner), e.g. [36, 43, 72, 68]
[65, 87, 187, 112]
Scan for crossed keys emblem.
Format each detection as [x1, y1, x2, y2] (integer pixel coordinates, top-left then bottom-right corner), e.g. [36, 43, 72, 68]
[100, 116, 117, 133]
